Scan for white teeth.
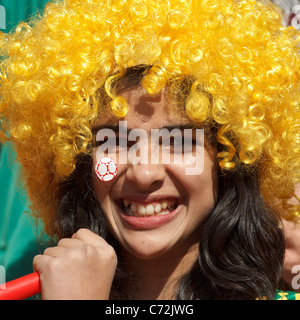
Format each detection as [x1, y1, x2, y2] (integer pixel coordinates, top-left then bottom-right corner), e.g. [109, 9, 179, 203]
[145, 204, 154, 216]
[130, 203, 137, 213]
[161, 201, 168, 209]
[158, 209, 170, 215]
[122, 199, 178, 217]
[154, 203, 161, 213]
[138, 204, 146, 216]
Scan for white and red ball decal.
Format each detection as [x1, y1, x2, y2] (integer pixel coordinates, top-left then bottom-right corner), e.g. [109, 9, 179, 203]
[95, 157, 118, 182]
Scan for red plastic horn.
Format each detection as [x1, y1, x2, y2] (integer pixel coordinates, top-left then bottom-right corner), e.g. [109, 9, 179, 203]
[0, 272, 41, 300]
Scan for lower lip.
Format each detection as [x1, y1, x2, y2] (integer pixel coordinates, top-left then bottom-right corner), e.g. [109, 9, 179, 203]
[119, 205, 182, 230]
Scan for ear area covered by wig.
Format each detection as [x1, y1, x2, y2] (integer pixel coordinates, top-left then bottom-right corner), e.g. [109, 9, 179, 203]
[0, 0, 299, 234]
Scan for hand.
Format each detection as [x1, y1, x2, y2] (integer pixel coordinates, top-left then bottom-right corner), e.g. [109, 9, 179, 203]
[33, 228, 118, 300]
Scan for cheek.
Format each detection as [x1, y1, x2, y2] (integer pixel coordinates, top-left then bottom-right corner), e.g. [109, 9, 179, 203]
[186, 172, 217, 208]
[184, 173, 218, 230]
[91, 162, 127, 209]
[169, 153, 218, 213]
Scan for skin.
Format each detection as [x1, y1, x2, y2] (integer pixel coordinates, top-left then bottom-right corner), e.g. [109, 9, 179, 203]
[33, 85, 219, 299]
[33, 229, 117, 300]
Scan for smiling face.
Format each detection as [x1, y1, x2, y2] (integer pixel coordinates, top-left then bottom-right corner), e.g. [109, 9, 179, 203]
[92, 85, 218, 261]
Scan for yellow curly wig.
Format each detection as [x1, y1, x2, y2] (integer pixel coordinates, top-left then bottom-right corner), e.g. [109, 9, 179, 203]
[0, 0, 299, 235]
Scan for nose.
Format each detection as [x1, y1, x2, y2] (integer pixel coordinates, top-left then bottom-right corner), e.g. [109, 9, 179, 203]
[125, 162, 166, 190]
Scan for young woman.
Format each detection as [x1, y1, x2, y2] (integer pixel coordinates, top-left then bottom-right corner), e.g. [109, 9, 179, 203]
[0, 0, 299, 299]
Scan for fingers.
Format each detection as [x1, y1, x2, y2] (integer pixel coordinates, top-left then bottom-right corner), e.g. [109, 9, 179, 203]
[36, 229, 116, 267]
[32, 229, 117, 299]
[33, 254, 52, 273]
[41, 237, 83, 258]
[39, 229, 111, 260]
[57, 238, 83, 249]
[71, 228, 117, 267]
[43, 246, 65, 258]
[71, 228, 108, 247]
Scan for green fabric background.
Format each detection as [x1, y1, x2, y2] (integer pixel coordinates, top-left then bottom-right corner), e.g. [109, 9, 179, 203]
[0, 0, 52, 287]
[1, 0, 50, 32]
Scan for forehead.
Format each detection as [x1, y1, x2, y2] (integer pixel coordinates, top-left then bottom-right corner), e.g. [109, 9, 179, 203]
[99, 85, 191, 129]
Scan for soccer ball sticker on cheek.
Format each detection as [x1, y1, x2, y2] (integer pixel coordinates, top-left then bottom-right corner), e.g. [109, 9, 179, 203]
[0, 0, 300, 301]
[95, 157, 118, 182]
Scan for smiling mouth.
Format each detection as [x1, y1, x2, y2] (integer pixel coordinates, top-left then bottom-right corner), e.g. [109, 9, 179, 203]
[119, 199, 179, 217]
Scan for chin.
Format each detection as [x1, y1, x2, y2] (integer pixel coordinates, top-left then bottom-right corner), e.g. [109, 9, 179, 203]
[120, 235, 175, 260]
